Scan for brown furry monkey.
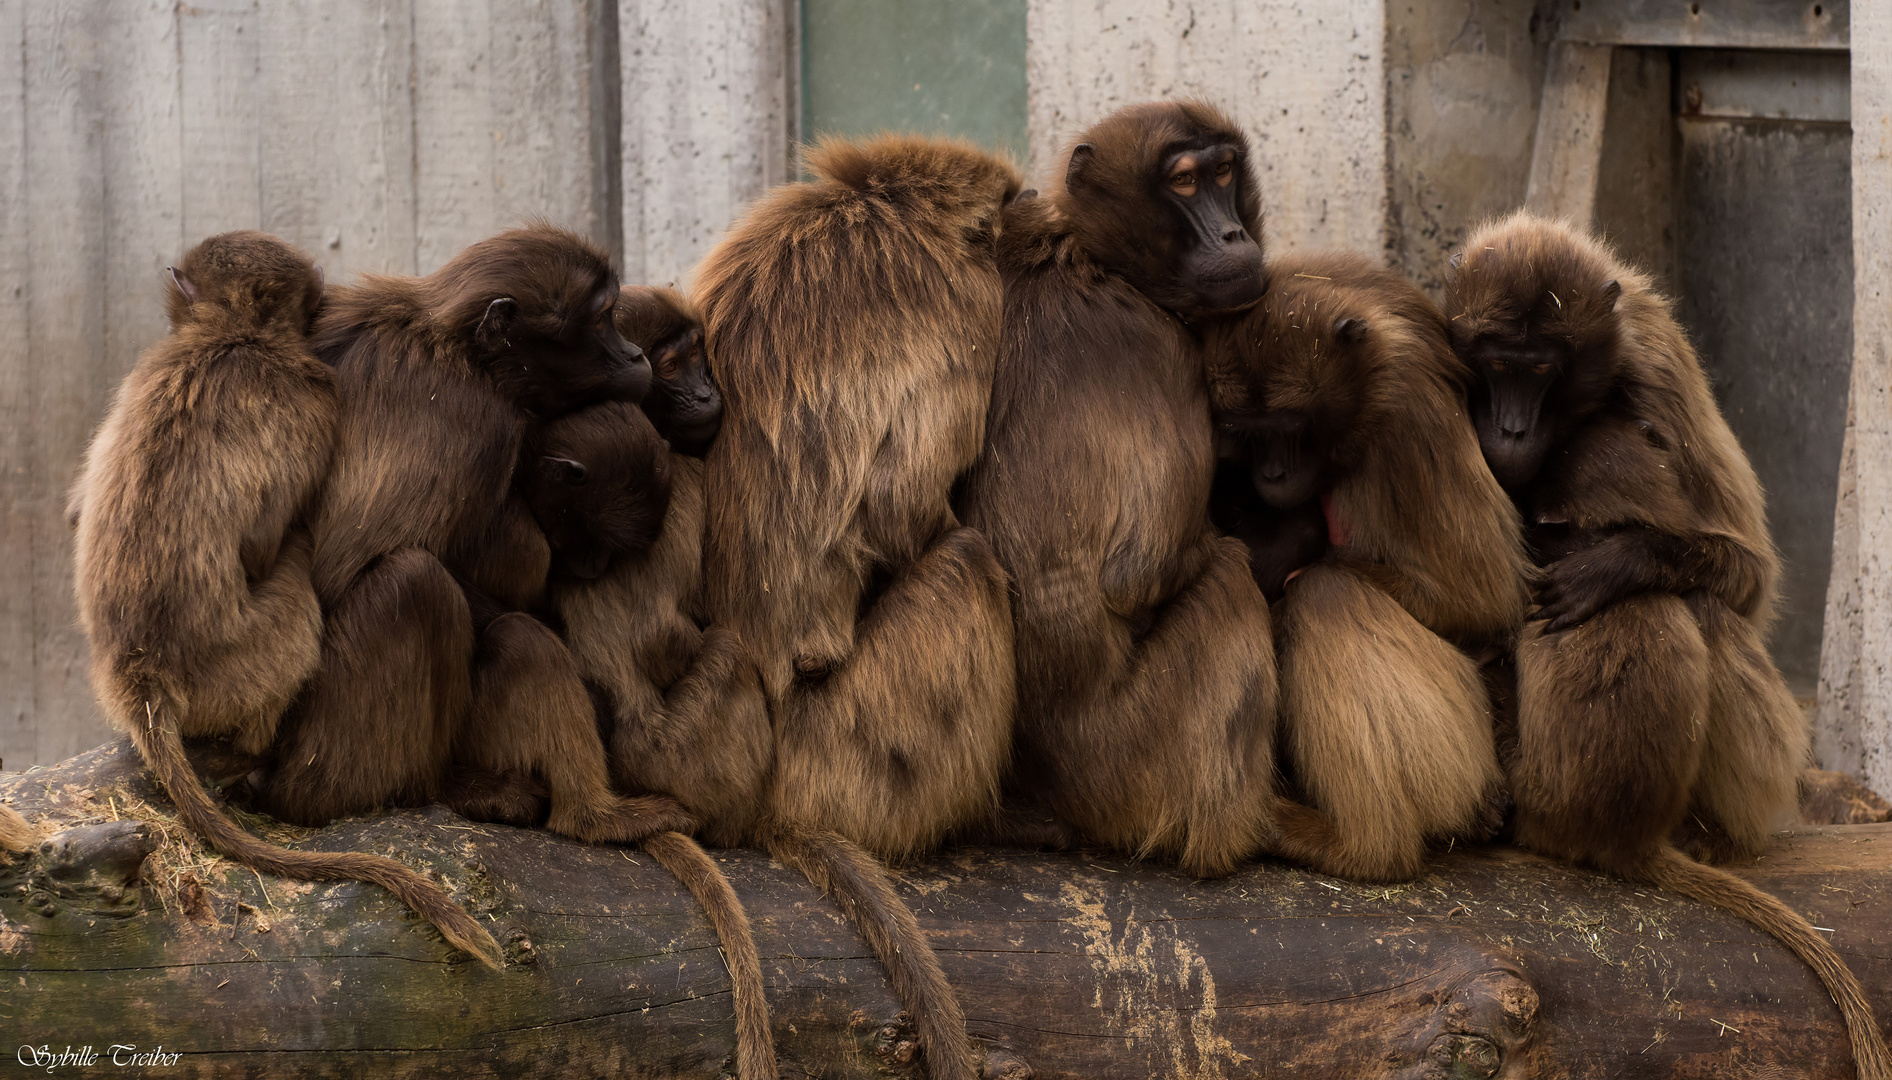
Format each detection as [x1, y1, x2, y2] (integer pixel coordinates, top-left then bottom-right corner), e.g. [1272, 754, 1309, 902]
[1203, 252, 1529, 881]
[687, 135, 1025, 1080]
[525, 403, 775, 1079]
[960, 100, 1346, 881]
[263, 225, 692, 853]
[615, 285, 722, 456]
[69, 232, 502, 967]
[1444, 212, 1886, 1078]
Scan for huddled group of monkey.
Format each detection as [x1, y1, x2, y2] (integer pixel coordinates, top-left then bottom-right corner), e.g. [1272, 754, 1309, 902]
[17, 98, 1885, 1077]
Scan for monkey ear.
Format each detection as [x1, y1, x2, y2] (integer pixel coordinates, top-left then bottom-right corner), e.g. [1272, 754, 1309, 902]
[1065, 143, 1096, 187]
[1333, 317, 1368, 343]
[167, 266, 198, 304]
[539, 455, 588, 485]
[1449, 252, 1464, 270]
[475, 297, 518, 351]
[312, 264, 325, 292]
[1600, 279, 1622, 305]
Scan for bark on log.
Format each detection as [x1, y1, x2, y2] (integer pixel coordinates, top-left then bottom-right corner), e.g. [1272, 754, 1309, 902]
[1, 741, 1888, 1079]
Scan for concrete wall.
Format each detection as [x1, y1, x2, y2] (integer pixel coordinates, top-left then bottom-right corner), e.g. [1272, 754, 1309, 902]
[1818, 3, 1892, 794]
[1026, 0, 1386, 256]
[0, 0, 619, 769]
[619, 0, 797, 288]
[1384, 0, 1551, 293]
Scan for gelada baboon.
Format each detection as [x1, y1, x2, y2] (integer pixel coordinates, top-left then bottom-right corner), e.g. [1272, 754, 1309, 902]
[477, 401, 772, 1080]
[1444, 212, 1887, 1078]
[615, 285, 721, 455]
[691, 135, 1024, 1079]
[960, 100, 1329, 879]
[263, 225, 692, 855]
[524, 403, 774, 1078]
[1204, 251, 1529, 881]
[70, 232, 501, 966]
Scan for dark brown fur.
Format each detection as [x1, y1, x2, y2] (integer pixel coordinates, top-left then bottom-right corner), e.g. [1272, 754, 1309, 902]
[70, 232, 502, 967]
[1204, 252, 1529, 881]
[684, 136, 1025, 1080]
[1445, 213, 1882, 1078]
[960, 101, 1305, 879]
[262, 226, 691, 851]
[616, 285, 722, 456]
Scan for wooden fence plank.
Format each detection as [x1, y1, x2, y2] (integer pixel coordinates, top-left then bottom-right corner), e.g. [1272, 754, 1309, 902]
[1523, 40, 1613, 228]
[0, 0, 36, 769]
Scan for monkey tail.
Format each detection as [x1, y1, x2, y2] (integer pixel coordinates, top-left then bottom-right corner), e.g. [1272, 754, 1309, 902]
[1645, 846, 1891, 1080]
[0, 805, 38, 853]
[642, 830, 777, 1080]
[127, 697, 505, 970]
[764, 823, 975, 1080]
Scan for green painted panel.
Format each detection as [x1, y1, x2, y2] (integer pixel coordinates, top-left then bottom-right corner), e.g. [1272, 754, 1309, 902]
[800, 0, 1028, 163]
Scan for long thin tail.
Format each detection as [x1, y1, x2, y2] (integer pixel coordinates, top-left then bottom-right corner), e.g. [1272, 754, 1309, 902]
[766, 823, 974, 1080]
[643, 831, 776, 1079]
[1648, 846, 1891, 1080]
[131, 699, 505, 969]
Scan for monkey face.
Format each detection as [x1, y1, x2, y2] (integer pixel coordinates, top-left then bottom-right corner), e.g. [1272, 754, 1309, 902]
[1057, 102, 1267, 317]
[1152, 142, 1266, 313]
[1222, 410, 1326, 509]
[643, 328, 723, 456]
[1465, 341, 1565, 490]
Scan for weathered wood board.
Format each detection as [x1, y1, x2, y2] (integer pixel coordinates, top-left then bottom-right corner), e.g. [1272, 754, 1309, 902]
[0, 741, 1887, 1079]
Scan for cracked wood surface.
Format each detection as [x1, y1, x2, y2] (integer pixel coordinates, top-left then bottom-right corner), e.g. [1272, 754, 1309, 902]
[0, 741, 1888, 1079]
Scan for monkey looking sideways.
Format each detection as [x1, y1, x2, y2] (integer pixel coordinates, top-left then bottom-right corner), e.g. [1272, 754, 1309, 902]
[68, 232, 502, 967]
[1444, 212, 1889, 1078]
[687, 136, 1023, 1080]
[1204, 251, 1529, 881]
[960, 100, 1347, 880]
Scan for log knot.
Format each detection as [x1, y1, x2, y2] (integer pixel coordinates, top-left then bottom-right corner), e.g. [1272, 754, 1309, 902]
[4, 821, 152, 919]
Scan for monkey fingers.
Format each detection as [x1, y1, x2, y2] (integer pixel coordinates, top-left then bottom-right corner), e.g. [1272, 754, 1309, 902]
[1535, 530, 1660, 631]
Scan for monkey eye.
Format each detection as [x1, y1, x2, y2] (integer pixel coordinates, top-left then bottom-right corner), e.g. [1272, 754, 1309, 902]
[1531, 362, 1553, 376]
[1489, 359, 1508, 373]
[658, 358, 679, 379]
[1170, 171, 1197, 194]
[1213, 160, 1234, 186]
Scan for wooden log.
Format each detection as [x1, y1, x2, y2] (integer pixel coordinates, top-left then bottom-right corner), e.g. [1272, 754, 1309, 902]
[1, 741, 1888, 1079]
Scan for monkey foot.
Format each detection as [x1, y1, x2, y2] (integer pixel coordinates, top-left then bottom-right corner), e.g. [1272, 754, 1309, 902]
[548, 795, 698, 846]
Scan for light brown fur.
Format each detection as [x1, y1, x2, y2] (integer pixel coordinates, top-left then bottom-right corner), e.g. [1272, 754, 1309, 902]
[70, 231, 501, 967]
[1207, 252, 1528, 881]
[1446, 212, 1881, 1079]
[679, 136, 1024, 1080]
[0, 805, 38, 852]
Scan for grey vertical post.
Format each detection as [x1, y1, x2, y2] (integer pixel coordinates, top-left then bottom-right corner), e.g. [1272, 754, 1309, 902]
[1524, 41, 1613, 228]
[1818, 3, 1892, 791]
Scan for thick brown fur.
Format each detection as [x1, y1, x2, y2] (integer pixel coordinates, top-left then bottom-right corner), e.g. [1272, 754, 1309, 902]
[1445, 213, 1882, 1078]
[1205, 252, 1529, 880]
[70, 231, 501, 967]
[687, 135, 1025, 1080]
[960, 101, 1302, 880]
[262, 226, 690, 852]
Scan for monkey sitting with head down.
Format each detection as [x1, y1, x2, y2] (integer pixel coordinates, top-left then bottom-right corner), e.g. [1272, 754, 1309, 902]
[1445, 211, 1889, 1080]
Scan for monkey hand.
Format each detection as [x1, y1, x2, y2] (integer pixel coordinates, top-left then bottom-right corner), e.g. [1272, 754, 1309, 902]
[1535, 533, 1652, 631]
